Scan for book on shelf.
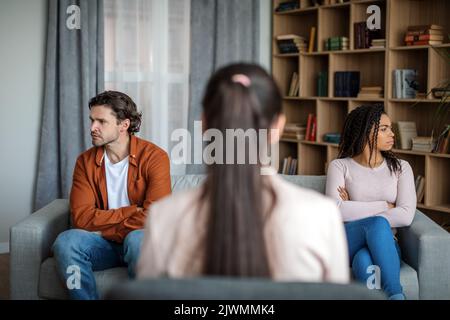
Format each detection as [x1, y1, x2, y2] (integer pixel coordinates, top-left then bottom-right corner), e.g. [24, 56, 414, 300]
[280, 156, 298, 175]
[354, 22, 383, 49]
[414, 175, 425, 203]
[432, 88, 450, 99]
[392, 69, 418, 99]
[317, 71, 328, 97]
[357, 86, 383, 99]
[334, 71, 360, 97]
[411, 136, 436, 153]
[394, 121, 418, 150]
[305, 113, 316, 141]
[323, 133, 341, 144]
[275, 1, 300, 12]
[308, 27, 316, 53]
[324, 37, 349, 51]
[370, 38, 386, 49]
[404, 25, 445, 46]
[282, 123, 306, 141]
[277, 34, 308, 54]
[433, 125, 450, 154]
[288, 72, 299, 97]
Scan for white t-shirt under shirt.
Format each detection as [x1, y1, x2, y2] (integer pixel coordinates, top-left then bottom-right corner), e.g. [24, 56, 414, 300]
[104, 151, 131, 209]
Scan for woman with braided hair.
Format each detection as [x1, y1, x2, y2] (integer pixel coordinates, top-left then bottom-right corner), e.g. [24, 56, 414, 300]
[326, 104, 416, 300]
[137, 63, 349, 284]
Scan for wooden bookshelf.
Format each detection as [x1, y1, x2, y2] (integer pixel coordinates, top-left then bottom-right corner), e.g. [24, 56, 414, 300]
[272, 0, 450, 216]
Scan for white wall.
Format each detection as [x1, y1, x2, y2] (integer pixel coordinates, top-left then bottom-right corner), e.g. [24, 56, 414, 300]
[0, 0, 47, 249]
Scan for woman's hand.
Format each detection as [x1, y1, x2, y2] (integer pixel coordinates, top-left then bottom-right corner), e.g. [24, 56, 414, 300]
[337, 186, 350, 201]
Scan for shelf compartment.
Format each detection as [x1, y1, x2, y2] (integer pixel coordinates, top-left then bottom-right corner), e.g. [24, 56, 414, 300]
[318, 4, 351, 52]
[282, 99, 316, 126]
[278, 141, 299, 174]
[350, 0, 386, 50]
[272, 57, 299, 97]
[388, 0, 450, 48]
[388, 101, 449, 138]
[316, 100, 347, 143]
[329, 50, 385, 98]
[388, 49, 428, 99]
[425, 156, 450, 208]
[298, 143, 327, 175]
[273, 10, 317, 54]
[428, 46, 450, 94]
[299, 54, 329, 97]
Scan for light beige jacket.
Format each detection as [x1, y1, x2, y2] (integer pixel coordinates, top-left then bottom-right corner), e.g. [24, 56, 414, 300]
[137, 170, 350, 284]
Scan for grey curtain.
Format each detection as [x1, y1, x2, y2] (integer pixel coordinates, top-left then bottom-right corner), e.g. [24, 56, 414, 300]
[187, 0, 260, 174]
[34, 0, 104, 210]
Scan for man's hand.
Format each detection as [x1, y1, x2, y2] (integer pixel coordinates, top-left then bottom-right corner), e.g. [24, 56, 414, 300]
[338, 186, 349, 201]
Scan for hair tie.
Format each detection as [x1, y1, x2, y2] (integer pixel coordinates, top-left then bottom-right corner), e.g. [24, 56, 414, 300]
[232, 74, 251, 87]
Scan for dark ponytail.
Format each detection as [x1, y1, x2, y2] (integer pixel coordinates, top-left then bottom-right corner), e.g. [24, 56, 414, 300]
[200, 63, 282, 277]
[338, 104, 401, 175]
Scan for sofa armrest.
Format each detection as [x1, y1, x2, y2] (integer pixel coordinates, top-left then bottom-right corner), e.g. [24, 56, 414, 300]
[10, 199, 70, 300]
[397, 209, 450, 300]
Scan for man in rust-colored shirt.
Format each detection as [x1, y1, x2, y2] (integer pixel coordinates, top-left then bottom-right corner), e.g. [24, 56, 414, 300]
[52, 91, 171, 299]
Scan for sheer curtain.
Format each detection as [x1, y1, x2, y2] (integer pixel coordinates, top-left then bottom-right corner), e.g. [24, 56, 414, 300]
[104, 0, 190, 174]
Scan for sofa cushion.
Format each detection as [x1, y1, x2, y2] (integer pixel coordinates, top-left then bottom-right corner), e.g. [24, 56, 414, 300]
[39, 257, 128, 300]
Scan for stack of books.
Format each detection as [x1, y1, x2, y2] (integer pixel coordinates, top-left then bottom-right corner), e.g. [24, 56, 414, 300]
[370, 38, 386, 49]
[414, 175, 425, 203]
[404, 25, 445, 46]
[282, 123, 306, 141]
[324, 37, 349, 51]
[357, 86, 383, 99]
[392, 69, 419, 99]
[393, 121, 417, 150]
[334, 71, 360, 97]
[305, 113, 317, 142]
[275, 1, 300, 12]
[432, 88, 450, 99]
[288, 72, 300, 97]
[412, 137, 436, 153]
[277, 34, 308, 54]
[317, 71, 328, 97]
[354, 21, 383, 49]
[281, 156, 298, 175]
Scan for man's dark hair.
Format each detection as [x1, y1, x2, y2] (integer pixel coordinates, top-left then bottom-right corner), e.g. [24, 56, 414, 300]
[89, 91, 142, 134]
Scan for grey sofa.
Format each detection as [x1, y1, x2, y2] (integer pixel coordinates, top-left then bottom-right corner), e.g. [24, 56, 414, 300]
[10, 175, 450, 300]
[105, 277, 386, 300]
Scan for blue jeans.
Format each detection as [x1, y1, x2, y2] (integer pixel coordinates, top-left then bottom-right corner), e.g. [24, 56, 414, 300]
[52, 229, 144, 300]
[345, 216, 403, 299]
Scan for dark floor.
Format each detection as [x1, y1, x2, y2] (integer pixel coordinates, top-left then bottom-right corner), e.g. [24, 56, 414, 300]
[0, 254, 9, 300]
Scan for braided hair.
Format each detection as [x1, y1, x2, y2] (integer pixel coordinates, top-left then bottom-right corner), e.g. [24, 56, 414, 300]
[338, 104, 401, 175]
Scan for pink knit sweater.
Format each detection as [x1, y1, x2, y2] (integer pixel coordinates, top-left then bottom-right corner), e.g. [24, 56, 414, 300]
[325, 158, 416, 228]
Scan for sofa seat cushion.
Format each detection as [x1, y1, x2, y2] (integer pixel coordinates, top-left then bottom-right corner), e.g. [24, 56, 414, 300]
[39, 257, 128, 300]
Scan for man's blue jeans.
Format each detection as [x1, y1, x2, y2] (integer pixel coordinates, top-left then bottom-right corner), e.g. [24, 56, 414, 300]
[52, 229, 144, 300]
[344, 216, 404, 299]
